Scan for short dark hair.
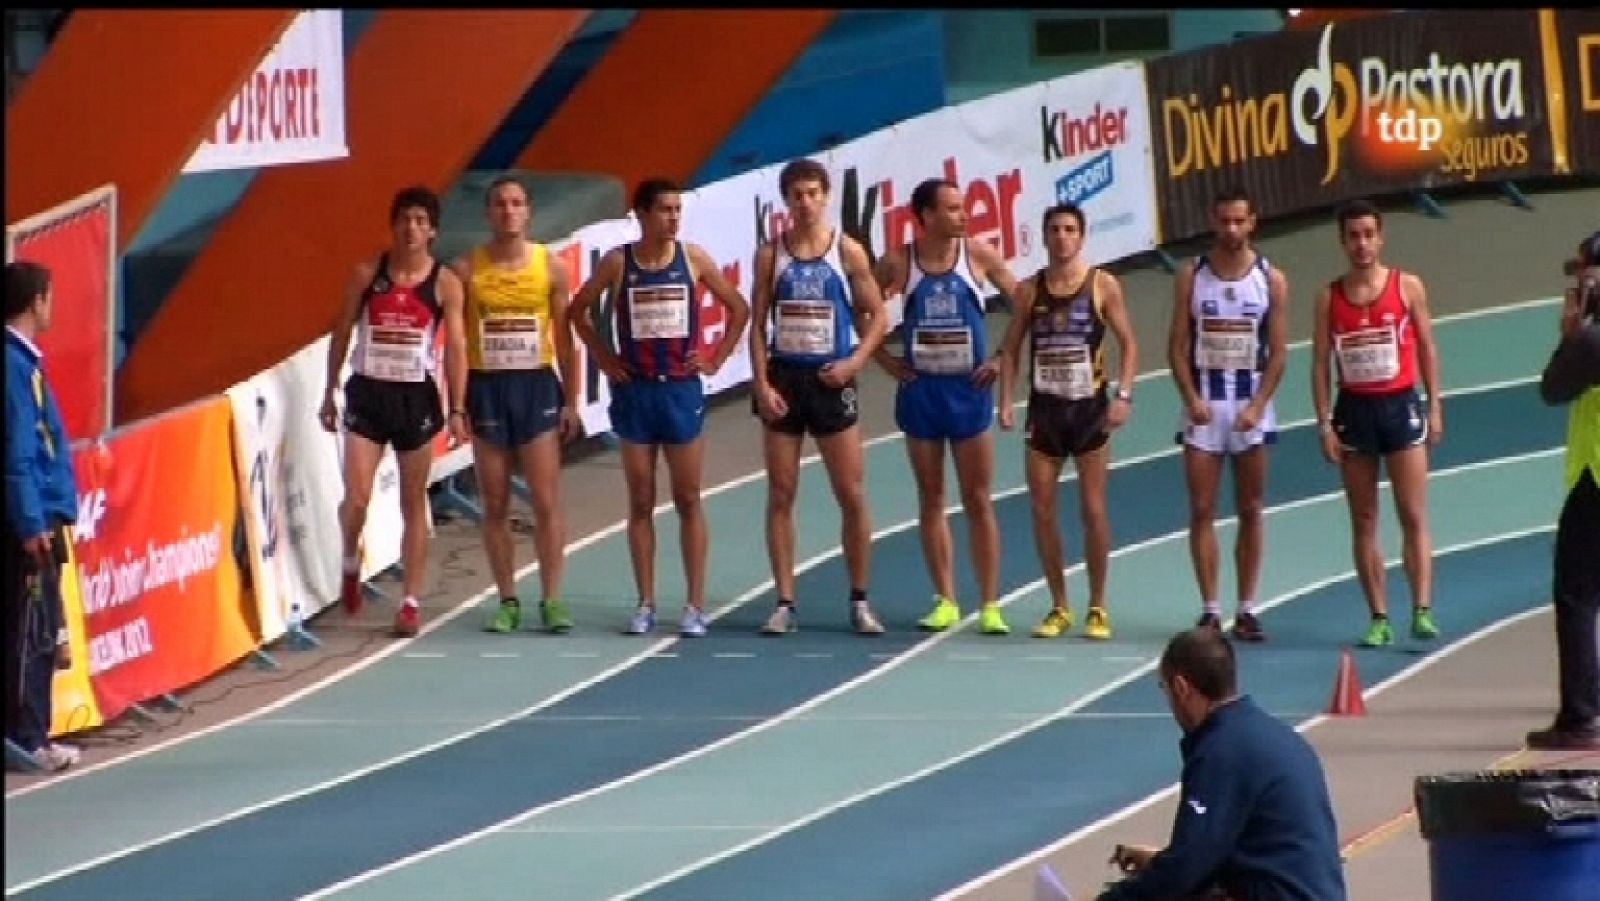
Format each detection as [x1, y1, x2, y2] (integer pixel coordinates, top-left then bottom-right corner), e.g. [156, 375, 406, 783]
[911, 178, 959, 223]
[1211, 185, 1253, 214]
[4, 260, 50, 321]
[1336, 198, 1383, 233]
[779, 158, 830, 196]
[632, 177, 682, 214]
[1042, 202, 1086, 233]
[484, 175, 529, 206]
[1578, 230, 1600, 267]
[1160, 627, 1237, 701]
[390, 185, 440, 229]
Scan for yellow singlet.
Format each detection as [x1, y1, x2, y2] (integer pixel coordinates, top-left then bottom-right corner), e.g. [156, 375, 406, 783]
[465, 242, 554, 371]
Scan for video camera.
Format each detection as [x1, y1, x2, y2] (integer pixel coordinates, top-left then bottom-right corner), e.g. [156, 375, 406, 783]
[1566, 230, 1600, 323]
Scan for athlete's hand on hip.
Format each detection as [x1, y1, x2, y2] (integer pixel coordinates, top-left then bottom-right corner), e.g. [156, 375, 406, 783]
[1233, 402, 1261, 432]
[318, 396, 339, 433]
[558, 407, 581, 443]
[818, 358, 858, 389]
[1319, 427, 1342, 465]
[1187, 398, 1212, 426]
[879, 354, 916, 383]
[971, 358, 1001, 388]
[1427, 401, 1444, 446]
[598, 354, 633, 385]
[1107, 396, 1131, 430]
[756, 384, 789, 422]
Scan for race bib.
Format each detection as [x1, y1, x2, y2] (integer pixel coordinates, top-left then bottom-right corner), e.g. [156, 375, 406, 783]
[629, 285, 691, 340]
[774, 300, 836, 356]
[912, 327, 973, 375]
[480, 317, 542, 370]
[1336, 326, 1400, 385]
[1196, 317, 1258, 371]
[1034, 344, 1093, 399]
[362, 326, 428, 382]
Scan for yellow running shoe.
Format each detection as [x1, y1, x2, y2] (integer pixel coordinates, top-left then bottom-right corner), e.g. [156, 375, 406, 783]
[1083, 606, 1112, 640]
[918, 595, 961, 631]
[1032, 607, 1073, 639]
[978, 602, 1010, 635]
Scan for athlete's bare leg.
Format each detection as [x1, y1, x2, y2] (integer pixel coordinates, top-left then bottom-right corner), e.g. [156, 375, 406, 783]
[906, 437, 957, 601]
[1026, 447, 1070, 610]
[952, 430, 999, 603]
[618, 440, 660, 606]
[663, 438, 708, 610]
[1183, 446, 1226, 610]
[1340, 453, 1387, 617]
[762, 428, 806, 602]
[1074, 443, 1112, 610]
[816, 424, 871, 595]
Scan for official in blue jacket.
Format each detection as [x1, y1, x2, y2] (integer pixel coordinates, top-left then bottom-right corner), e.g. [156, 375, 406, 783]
[1100, 628, 1346, 900]
[4, 260, 81, 773]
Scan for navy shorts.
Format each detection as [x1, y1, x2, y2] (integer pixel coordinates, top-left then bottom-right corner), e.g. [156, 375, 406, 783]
[610, 378, 705, 446]
[894, 375, 993, 444]
[1333, 387, 1428, 456]
[466, 368, 564, 449]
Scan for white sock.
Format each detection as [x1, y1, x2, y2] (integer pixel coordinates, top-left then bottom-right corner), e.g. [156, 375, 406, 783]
[402, 596, 419, 610]
[1204, 600, 1221, 616]
[342, 555, 359, 575]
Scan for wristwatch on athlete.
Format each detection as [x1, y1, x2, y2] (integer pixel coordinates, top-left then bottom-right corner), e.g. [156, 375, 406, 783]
[1113, 386, 1133, 404]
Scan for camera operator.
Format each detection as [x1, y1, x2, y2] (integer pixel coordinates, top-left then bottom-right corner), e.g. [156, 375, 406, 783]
[1529, 230, 1600, 751]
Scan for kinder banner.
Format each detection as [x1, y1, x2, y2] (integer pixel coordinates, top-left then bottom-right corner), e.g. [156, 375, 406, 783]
[1550, 9, 1600, 176]
[183, 10, 348, 174]
[5, 185, 118, 439]
[228, 335, 405, 643]
[49, 536, 103, 737]
[1145, 10, 1556, 242]
[547, 62, 1158, 438]
[69, 397, 257, 722]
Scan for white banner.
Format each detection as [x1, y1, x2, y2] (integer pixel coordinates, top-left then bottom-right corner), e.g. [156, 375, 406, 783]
[227, 335, 404, 642]
[548, 61, 1157, 438]
[184, 10, 349, 174]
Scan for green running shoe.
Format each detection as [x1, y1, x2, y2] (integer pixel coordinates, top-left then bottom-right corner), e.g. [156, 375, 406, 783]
[540, 598, 574, 634]
[1358, 616, 1393, 648]
[978, 602, 1010, 636]
[486, 599, 521, 634]
[1411, 606, 1439, 641]
[918, 595, 960, 632]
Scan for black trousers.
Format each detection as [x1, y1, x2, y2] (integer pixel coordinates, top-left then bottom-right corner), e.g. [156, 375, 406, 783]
[3, 525, 64, 754]
[1553, 469, 1600, 728]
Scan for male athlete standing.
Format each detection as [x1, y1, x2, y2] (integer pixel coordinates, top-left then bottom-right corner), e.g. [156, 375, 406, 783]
[750, 159, 890, 636]
[1311, 198, 1442, 647]
[570, 178, 749, 638]
[322, 186, 467, 637]
[452, 176, 580, 635]
[1167, 187, 1289, 642]
[997, 202, 1138, 640]
[874, 177, 1018, 636]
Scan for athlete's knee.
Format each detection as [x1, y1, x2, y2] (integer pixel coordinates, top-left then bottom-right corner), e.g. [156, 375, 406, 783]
[626, 485, 656, 522]
[1235, 493, 1266, 526]
[917, 486, 946, 515]
[767, 476, 798, 515]
[671, 486, 702, 519]
[1188, 498, 1216, 527]
[959, 481, 993, 517]
[1029, 490, 1057, 523]
[1395, 500, 1429, 536]
[340, 492, 371, 526]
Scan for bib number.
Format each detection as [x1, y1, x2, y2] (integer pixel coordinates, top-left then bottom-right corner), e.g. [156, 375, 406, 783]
[629, 285, 691, 340]
[1335, 327, 1400, 385]
[1196, 317, 1258, 371]
[480, 317, 542, 370]
[912, 327, 973, 375]
[1034, 345, 1093, 399]
[363, 327, 428, 382]
[774, 300, 836, 357]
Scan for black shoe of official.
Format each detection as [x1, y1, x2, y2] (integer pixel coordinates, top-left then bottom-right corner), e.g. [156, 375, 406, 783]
[1230, 611, 1266, 643]
[1526, 722, 1600, 750]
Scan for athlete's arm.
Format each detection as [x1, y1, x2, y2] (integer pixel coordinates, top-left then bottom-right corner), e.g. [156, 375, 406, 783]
[1403, 272, 1444, 445]
[1099, 270, 1140, 428]
[1310, 284, 1340, 464]
[748, 241, 779, 401]
[1167, 261, 1205, 422]
[687, 241, 750, 374]
[569, 247, 630, 383]
[320, 260, 374, 432]
[436, 265, 470, 432]
[1250, 265, 1291, 410]
[995, 276, 1035, 426]
[545, 247, 582, 438]
[968, 236, 1019, 313]
[871, 245, 913, 381]
[839, 234, 890, 373]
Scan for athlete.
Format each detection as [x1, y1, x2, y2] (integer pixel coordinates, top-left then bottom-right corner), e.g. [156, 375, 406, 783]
[1311, 198, 1442, 647]
[874, 177, 1018, 636]
[1167, 186, 1289, 643]
[321, 185, 466, 638]
[997, 202, 1138, 640]
[750, 158, 890, 636]
[452, 176, 579, 635]
[570, 178, 750, 638]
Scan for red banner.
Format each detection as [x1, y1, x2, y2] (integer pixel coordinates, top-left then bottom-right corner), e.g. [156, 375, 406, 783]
[70, 396, 258, 720]
[6, 187, 116, 440]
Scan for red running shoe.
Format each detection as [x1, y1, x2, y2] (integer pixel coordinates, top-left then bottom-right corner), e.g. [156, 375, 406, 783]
[393, 603, 420, 637]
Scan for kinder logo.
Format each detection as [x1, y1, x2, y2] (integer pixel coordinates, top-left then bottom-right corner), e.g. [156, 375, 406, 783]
[840, 156, 1025, 266]
[1040, 103, 1131, 163]
[1055, 151, 1115, 206]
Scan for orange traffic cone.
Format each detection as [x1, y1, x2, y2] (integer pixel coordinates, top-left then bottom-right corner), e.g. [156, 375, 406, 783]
[1326, 647, 1368, 716]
